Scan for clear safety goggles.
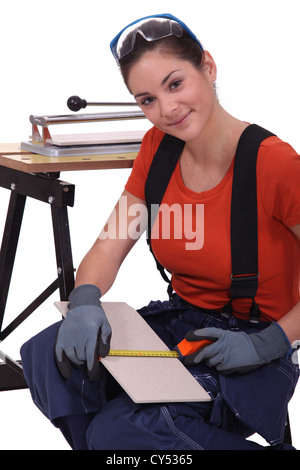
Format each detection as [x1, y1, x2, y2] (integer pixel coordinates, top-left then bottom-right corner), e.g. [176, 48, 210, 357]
[110, 13, 203, 64]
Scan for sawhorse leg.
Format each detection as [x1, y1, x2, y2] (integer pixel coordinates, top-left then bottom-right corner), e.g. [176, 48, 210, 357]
[0, 191, 26, 331]
[0, 168, 75, 390]
[51, 203, 75, 301]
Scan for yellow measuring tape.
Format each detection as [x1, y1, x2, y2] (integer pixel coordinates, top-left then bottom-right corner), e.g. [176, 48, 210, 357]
[108, 349, 179, 358]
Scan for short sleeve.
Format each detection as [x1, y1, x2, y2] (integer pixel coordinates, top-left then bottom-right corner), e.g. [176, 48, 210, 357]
[125, 126, 165, 200]
[258, 138, 300, 228]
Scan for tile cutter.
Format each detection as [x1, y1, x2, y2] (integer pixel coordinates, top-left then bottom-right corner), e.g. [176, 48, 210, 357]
[21, 96, 147, 157]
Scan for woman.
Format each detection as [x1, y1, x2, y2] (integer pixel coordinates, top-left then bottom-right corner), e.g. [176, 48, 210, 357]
[21, 13, 300, 450]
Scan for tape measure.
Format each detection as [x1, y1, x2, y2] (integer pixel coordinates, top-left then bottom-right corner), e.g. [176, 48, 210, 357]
[108, 349, 179, 358]
[106, 339, 214, 359]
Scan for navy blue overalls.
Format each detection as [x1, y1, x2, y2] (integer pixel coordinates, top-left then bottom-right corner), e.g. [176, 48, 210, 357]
[20, 125, 299, 450]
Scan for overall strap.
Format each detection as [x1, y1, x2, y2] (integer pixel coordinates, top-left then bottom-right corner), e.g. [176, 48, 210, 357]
[144, 133, 185, 293]
[226, 124, 275, 322]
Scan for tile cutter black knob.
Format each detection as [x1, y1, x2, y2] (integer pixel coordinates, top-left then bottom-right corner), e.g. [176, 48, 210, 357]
[67, 95, 138, 112]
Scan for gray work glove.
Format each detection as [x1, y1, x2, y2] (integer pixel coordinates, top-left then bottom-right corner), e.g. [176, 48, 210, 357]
[55, 284, 111, 381]
[182, 322, 291, 375]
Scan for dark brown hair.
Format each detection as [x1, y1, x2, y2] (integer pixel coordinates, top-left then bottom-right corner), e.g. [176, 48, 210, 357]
[119, 31, 204, 90]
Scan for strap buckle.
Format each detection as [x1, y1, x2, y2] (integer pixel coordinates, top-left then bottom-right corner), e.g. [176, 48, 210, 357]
[221, 302, 233, 318]
[230, 272, 260, 300]
[249, 299, 261, 323]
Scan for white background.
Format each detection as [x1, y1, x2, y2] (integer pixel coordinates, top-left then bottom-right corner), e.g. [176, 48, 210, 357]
[0, 0, 299, 450]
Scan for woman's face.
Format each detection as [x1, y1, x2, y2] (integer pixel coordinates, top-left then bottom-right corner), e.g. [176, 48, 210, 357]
[127, 50, 218, 143]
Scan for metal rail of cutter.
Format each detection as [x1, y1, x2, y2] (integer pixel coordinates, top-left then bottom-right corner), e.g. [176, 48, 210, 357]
[21, 98, 146, 157]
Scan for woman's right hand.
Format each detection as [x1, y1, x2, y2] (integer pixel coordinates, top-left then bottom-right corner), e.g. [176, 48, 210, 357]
[55, 285, 111, 381]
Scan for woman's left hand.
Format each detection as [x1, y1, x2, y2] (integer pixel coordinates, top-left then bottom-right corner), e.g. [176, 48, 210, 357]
[182, 323, 291, 375]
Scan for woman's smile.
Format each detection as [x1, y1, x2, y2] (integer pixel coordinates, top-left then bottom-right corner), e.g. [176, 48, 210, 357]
[169, 110, 192, 127]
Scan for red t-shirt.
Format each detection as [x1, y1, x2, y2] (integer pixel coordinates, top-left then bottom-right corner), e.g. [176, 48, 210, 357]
[125, 126, 300, 322]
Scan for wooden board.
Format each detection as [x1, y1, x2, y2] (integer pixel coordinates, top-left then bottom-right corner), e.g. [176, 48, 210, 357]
[0, 147, 136, 173]
[55, 301, 211, 404]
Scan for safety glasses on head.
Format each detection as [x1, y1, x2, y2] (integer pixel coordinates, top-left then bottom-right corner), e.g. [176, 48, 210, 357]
[110, 13, 203, 64]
